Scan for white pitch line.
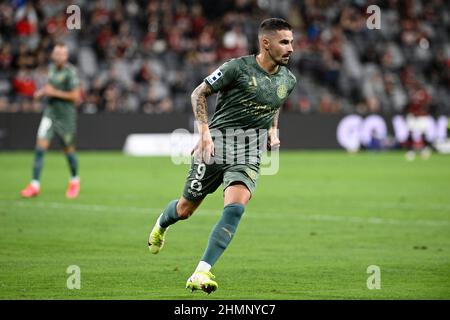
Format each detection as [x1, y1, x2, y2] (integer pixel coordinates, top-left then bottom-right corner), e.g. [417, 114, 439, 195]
[5, 199, 151, 214]
[1, 199, 449, 228]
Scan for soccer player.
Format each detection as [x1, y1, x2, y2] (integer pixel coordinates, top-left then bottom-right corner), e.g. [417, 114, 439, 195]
[148, 18, 297, 293]
[20, 42, 81, 199]
[404, 81, 433, 161]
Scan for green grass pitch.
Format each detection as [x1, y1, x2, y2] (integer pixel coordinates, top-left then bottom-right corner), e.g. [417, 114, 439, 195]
[0, 151, 449, 300]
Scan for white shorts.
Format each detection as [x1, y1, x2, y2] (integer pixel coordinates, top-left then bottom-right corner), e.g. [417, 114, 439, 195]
[406, 115, 429, 136]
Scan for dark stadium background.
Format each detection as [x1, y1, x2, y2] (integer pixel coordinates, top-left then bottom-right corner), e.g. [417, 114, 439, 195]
[0, 0, 449, 150]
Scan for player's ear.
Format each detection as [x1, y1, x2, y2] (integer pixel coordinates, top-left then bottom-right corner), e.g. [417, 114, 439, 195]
[262, 36, 270, 51]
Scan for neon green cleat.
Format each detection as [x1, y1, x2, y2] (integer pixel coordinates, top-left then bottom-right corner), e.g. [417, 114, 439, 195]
[186, 271, 218, 294]
[148, 216, 167, 254]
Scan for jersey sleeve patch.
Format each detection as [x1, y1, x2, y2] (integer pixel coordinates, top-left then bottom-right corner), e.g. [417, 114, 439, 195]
[205, 68, 223, 85]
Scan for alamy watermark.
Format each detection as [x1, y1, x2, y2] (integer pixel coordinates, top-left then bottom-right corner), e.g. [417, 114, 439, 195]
[66, 265, 81, 290]
[66, 5, 81, 30]
[366, 265, 381, 290]
[169, 126, 280, 176]
[366, 5, 381, 30]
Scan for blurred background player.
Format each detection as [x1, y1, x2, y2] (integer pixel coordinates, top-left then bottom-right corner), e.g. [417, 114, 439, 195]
[148, 18, 296, 294]
[403, 74, 433, 161]
[20, 42, 81, 198]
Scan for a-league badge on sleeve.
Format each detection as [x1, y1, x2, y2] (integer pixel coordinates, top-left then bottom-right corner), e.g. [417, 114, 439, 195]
[206, 68, 223, 85]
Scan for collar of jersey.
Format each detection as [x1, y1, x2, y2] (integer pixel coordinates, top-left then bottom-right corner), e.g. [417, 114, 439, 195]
[252, 54, 282, 77]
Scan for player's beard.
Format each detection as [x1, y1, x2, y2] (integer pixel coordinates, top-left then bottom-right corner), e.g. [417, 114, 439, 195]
[278, 52, 292, 66]
[268, 49, 290, 66]
[53, 59, 66, 69]
[278, 56, 289, 66]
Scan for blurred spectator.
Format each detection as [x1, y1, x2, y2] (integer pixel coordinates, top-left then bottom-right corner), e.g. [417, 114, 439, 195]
[221, 24, 249, 59]
[0, 0, 448, 116]
[14, 1, 40, 50]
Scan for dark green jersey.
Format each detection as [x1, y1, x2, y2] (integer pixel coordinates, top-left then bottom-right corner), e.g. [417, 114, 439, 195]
[203, 55, 296, 166]
[47, 62, 79, 111]
[40, 63, 79, 145]
[205, 55, 297, 131]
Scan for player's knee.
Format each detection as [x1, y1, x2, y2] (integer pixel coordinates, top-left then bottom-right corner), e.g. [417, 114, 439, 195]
[64, 146, 75, 154]
[36, 139, 49, 150]
[176, 200, 196, 220]
[176, 207, 193, 220]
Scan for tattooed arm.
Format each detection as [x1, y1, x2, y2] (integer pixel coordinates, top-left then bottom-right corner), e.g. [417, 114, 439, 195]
[191, 82, 215, 162]
[191, 82, 213, 126]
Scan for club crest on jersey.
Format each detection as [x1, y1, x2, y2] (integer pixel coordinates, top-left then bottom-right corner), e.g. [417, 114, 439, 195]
[277, 84, 287, 99]
[206, 68, 223, 85]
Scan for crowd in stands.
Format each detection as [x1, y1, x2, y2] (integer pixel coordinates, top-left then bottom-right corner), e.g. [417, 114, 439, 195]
[0, 0, 449, 115]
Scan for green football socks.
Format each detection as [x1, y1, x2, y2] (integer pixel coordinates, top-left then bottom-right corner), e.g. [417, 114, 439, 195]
[159, 200, 181, 228]
[65, 152, 78, 178]
[32, 148, 45, 181]
[200, 203, 245, 266]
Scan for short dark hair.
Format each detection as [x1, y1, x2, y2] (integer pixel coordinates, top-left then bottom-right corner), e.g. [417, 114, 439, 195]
[258, 18, 292, 36]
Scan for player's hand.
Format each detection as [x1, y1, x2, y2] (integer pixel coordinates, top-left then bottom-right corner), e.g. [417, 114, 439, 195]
[42, 84, 57, 97]
[34, 84, 56, 99]
[192, 131, 215, 164]
[34, 88, 45, 100]
[268, 128, 280, 151]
